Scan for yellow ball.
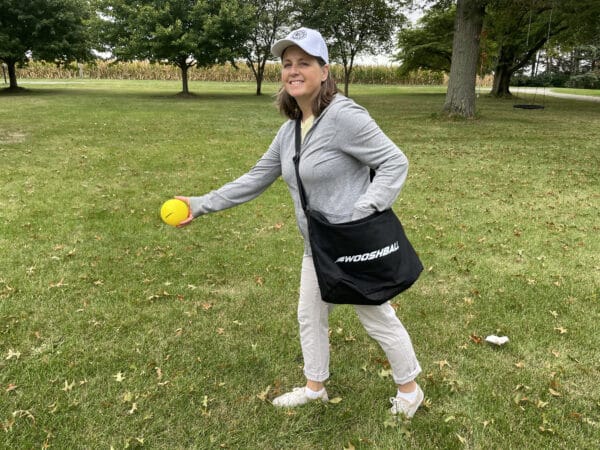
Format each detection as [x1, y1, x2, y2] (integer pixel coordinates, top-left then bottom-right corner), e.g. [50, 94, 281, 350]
[160, 198, 189, 226]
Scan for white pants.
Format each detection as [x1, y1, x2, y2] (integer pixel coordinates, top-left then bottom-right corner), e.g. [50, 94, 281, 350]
[298, 256, 422, 385]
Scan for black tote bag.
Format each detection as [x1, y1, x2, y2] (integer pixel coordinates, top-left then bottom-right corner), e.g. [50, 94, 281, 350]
[294, 120, 423, 305]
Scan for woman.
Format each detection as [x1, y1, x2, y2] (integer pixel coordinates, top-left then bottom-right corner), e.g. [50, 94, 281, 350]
[176, 27, 423, 417]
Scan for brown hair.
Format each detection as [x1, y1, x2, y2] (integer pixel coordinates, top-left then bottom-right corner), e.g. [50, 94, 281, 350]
[276, 58, 339, 120]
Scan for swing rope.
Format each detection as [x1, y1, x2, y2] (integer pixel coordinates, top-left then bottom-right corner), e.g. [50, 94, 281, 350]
[514, 1, 554, 109]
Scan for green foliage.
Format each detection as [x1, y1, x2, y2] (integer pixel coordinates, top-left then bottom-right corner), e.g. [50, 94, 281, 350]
[98, 0, 254, 93]
[565, 72, 600, 89]
[0, 0, 92, 63]
[239, 0, 296, 95]
[298, 0, 404, 95]
[512, 72, 570, 88]
[1, 80, 599, 448]
[395, 5, 455, 74]
[0, 0, 92, 88]
[103, 0, 252, 66]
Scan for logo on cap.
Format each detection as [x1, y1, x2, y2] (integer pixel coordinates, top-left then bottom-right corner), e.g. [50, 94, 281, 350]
[291, 30, 307, 40]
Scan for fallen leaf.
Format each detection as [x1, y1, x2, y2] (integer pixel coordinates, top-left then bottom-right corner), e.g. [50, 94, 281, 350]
[378, 368, 393, 379]
[256, 385, 271, 401]
[201, 395, 210, 416]
[513, 393, 529, 405]
[6, 349, 21, 360]
[469, 334, 482, 344]
[329, 397, 343, 404]
[514, 361, 525, 369]
[554, 326, 568, 334]
[5, 384, 18, 393]
[343, 442, 355, 450]
[383, 418, 397, 428]
[114, 372, 125, 382]
[548, 388, 561, 397]
[49, 278, 68, 288]
[62, 380, 75, 392]
[549, 310, 559, 318]
[539, 425, 555, 434]
[436, 360, 450, 369]
[456, 434, 467, 444]
[12, 410, 35, 423]
[128, 403, 138, 414]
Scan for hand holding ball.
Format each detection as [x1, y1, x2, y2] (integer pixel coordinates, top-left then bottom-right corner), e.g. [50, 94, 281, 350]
[160, 198, 190, 226]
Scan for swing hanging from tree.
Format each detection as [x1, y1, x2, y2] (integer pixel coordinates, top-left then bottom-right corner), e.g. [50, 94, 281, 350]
[513, 1, 554, 110]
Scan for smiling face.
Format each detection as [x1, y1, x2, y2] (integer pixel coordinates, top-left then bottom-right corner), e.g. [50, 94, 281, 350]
[281, 45, 329, 114]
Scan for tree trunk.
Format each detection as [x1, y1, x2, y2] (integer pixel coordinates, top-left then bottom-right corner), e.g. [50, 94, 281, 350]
[256, 75, 263, 96]
[180, 64, 189, 95]
[343, 65, 350, 97]
[246, 59, 264, 96]
[256, 61, 265, 96]
[6, 60, 19, 90]
[491, 64, 512, 97]
[443, 0, 485, 118]
[490, 44, 516, 97]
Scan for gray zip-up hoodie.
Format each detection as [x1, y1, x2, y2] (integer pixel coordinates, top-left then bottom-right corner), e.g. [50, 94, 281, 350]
[189, 94, 408, 255]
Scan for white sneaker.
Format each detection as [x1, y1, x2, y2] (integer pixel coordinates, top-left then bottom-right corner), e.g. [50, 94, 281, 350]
[390, 385, 424, 418]
[272, 387, 328, 407]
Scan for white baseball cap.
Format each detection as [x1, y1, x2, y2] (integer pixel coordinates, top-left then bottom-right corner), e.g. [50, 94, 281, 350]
[271, 27, 329, 64]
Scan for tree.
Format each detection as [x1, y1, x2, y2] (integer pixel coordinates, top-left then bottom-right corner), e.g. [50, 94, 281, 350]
[98, 0, 253, 95]
[240, 0, 295, 96]
[488, 0, 600, 96]
[443, 0, 486, 117]
[395, 5, 455, 74]
[299, 0, 404, 96]
[0, 0, 92, 91]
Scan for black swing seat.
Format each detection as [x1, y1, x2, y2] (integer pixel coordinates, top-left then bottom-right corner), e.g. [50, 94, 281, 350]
[513, 104, 545, 109]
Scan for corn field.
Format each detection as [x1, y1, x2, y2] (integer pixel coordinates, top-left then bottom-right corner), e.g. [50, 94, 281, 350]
[14, 59, 460, 85]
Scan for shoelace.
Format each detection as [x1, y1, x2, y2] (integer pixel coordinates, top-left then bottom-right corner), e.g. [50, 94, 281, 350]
[390, 396, 410, 412]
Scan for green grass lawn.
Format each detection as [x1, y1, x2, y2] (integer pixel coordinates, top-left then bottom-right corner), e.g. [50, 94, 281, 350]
[550, 87, 600, 97]
[1, 80, 599, 449]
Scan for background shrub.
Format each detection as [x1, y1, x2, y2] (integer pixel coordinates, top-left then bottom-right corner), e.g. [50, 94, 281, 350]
[565, 72, 600, 89]
[512, 72, 570, 87]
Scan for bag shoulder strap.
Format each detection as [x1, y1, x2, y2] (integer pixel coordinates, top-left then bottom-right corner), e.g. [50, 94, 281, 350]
[293, 117, 376, 212]
[293, 119, 309, 212]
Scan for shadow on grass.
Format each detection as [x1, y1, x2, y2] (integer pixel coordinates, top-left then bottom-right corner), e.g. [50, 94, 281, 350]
[0, 86, 32, 95]
[1, 84, 273, 103]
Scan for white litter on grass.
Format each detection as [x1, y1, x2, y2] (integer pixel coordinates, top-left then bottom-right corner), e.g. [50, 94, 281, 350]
[485, 335, 509, 346]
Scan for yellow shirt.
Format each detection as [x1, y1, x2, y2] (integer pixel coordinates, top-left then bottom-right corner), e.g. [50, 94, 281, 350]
[300, 115, 314, 143]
